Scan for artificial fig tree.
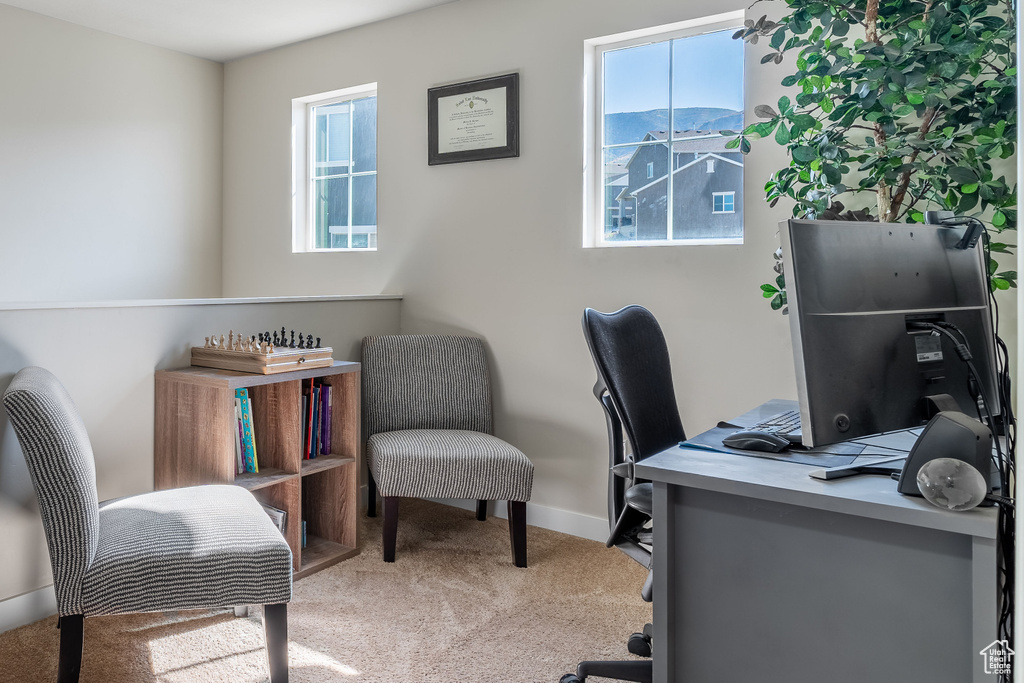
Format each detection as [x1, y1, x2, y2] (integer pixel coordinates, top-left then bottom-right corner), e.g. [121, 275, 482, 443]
[725, 0, 1017, 310]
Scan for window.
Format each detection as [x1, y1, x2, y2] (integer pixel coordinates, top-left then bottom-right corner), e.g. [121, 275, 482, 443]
[584, 12, 745, 247]
[713, 191, 735, 214]
[292, 84, 377, 252]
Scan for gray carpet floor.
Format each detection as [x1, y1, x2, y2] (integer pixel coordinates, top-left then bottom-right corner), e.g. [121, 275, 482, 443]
[0, 499, 651, 682]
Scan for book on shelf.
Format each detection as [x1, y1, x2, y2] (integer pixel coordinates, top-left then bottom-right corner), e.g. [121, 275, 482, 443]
[261, 503, 287, 535]
[233, 399, 245, 475]
[236, 388, 259, 473]
[320, 384, 332, 455]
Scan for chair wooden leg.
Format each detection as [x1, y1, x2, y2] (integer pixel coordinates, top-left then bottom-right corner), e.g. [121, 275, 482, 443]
[383, 496, 399, 562]
[264, 603, 288, 683]
[57, 614, 84, 683]
[367, 470, 377, 517]
[476, 499, 487, 521]
[507, 500, 527, 568]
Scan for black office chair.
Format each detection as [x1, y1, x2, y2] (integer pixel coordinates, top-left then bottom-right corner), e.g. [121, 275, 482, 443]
[561, 305, 687, 683]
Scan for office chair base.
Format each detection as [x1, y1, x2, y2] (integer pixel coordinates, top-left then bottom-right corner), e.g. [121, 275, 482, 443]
[560, 659, 652, 683]
[627, 631, 652, 658]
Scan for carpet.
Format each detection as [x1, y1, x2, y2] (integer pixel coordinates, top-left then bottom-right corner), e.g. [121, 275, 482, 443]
[0, 499, 651, 682]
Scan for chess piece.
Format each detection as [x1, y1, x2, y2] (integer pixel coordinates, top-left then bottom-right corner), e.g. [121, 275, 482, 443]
[298, 334, 305, 349]
[290, 331, 296, 348]
[258, 332, 264, 343]
[307, 335, 314, 349]
[315, 337, 321, 349]
[229, 331, 234, 350]
[273, 331, 280, 346]
[281, 327, 287, 345]
[219, 335, 226, 349]
[268, 343, 275, 354]
[204, 336, 211, 349]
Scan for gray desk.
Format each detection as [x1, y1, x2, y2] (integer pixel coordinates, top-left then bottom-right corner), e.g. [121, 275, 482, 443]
[634, 400, 998, 683]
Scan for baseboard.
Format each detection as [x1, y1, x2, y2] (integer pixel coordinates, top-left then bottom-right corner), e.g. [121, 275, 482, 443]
[0, 586, 56, 634]
[360, 485, 608, 543]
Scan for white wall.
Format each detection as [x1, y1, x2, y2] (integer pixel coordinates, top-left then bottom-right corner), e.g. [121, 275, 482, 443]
[0, 296, 401, 626]
[0, 5, 224, 302]
[221, 0, 821, 521]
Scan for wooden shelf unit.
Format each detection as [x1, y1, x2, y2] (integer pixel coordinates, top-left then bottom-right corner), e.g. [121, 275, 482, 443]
[155, 361, 361, 579]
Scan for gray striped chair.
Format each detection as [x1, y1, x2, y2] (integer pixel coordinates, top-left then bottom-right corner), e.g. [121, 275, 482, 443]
[362, 335, 534, 567]
[2, 367, 293, 683]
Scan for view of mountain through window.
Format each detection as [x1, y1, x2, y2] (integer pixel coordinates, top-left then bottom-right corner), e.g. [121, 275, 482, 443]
[601, 28, 744, 244]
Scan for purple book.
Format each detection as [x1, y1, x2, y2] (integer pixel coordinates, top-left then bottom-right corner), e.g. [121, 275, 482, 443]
[320, 384, 332, 455]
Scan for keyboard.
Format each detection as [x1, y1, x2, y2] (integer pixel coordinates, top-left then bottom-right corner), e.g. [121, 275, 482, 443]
[745, 409, 803, 442]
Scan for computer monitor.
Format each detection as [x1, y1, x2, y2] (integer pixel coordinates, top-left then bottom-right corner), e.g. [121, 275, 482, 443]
[780, 218, 1000, 447]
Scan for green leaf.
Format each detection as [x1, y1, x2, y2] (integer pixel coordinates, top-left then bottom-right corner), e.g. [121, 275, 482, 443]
[961, 183, 979, 194]
[775, 124, 791, 145]
[906, 92, 924, 105]
[725, 137, 741, 150]
[761, 283, 779, 296]
[993, 211, 1006, 227]
[917, 43, 944, 52]
[755, 104, 779, 119]
[947, 166, 979, 184]
[771, 293, 784, 310]
[740, 137, 751, 154]
[792, 146, 817, 163]
[778, 95, 791, 114]
[776, 274, 786, 290]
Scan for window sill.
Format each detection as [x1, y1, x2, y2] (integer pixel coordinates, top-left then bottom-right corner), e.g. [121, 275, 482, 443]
[587, 237, 744, 248]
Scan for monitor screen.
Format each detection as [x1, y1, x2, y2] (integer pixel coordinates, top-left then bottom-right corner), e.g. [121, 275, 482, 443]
[780, 219, 1000, 447]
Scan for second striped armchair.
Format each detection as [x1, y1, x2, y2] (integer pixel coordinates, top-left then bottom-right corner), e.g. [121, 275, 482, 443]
[362, 334, 534, 567]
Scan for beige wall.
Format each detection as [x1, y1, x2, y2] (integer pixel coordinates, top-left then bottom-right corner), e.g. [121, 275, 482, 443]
[0, 5, 224, 302]
[221, 0, 812, 521]
[0, 297, 400, 613]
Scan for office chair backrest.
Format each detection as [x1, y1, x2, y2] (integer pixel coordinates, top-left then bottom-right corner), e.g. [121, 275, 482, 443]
[582, 306, 686, 461]
[2, 367, 100, 616]
[362, 334, 493, 436]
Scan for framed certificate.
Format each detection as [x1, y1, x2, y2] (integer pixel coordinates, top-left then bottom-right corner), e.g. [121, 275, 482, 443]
[427, 73, 519, 165]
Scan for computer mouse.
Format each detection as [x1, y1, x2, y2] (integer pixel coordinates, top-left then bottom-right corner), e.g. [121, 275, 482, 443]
[722, 430, 791, 453]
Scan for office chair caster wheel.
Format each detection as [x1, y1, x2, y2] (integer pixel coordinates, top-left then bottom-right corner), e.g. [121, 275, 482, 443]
[628, 632, 652, 657]
[559, 675, 582, 683]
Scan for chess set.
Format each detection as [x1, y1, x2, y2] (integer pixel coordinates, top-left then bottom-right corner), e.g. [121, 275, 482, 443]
[191, 327, 334, 375]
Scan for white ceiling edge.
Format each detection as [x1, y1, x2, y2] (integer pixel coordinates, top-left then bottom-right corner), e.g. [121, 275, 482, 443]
[0, 0, 458, 62]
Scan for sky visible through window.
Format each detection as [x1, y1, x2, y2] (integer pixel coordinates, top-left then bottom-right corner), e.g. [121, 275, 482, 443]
[604, 29, 743, 114]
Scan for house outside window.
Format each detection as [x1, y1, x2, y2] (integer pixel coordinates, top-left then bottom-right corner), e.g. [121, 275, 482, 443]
[292, 84, 377, 252]
[713, 191, 735, 214]
[583, 12, 745, 247]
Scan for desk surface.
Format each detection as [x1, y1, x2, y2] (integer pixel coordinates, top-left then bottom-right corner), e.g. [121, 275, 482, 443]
[635, 399, 997, 540]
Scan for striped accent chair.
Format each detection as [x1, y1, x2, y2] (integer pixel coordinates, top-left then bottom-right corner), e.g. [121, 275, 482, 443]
[362, 335, 533, 567]
[2, 367, 293, 683]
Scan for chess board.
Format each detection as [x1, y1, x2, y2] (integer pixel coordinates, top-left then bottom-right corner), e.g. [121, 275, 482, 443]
[191, 345, 334, 375]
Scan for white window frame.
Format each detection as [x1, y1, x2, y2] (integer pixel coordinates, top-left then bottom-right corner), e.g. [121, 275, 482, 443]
[291, 83, 377, 253]
[713, 191, 736, 214]
[582, 11, 745, 248]
[646, 161, 655, 179]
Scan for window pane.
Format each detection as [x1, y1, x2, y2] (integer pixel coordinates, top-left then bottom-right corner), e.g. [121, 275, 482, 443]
[313, 102, 350, 178]
[353, 96, 377, 172]
[670, 30, 744, 134]
[603, 147, 636, 241]
[313, 177, 349, 249]
[623, 143, 669, 241]
[603, 41, 670, 146]
[352, 175, 376, 228]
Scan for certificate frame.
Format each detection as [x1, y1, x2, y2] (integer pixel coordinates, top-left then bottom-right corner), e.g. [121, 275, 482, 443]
[427, 73, 519, 165]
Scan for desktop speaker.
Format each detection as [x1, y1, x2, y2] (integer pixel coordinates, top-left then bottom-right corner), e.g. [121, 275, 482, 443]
[897, 411, 993, 496]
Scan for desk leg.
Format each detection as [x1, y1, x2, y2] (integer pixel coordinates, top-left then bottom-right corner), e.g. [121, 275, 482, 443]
[971, 536, 997, 683]
[652, 481, 675, 683]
